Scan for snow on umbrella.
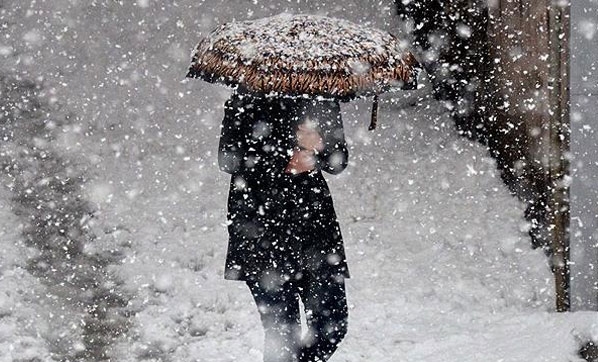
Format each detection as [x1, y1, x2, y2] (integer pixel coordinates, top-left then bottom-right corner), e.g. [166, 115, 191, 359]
[186, 13, 420, 130]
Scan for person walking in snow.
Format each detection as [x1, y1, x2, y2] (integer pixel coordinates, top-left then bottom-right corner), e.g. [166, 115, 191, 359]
[218, 88, 350, 362]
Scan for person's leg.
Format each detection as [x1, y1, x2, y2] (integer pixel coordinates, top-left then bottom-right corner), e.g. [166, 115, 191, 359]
[246, 278, 302, 362]
[297, 272, 348, 362]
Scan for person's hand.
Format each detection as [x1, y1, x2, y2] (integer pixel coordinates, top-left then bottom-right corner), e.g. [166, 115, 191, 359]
[296, 121, 324, 152]
[284, 148, 316, 174]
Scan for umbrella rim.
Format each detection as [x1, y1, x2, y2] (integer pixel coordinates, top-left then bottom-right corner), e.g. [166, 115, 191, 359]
[186, 66, 420, 102]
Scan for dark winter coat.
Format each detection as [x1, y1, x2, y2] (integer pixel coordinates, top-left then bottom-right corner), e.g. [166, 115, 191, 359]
[218, 90, 350, 282]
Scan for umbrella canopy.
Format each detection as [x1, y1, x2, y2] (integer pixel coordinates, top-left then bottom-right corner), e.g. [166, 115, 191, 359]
[187, 13, 420, 128]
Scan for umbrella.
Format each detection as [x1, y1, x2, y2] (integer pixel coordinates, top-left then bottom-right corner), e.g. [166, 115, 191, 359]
[186, 13, 420, 130]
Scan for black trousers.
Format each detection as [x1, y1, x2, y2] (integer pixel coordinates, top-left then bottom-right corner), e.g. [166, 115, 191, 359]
[246, 270, 348, 362]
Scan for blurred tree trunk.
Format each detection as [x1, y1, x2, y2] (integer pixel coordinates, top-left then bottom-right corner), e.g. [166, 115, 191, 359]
[396, 0, 493, 140]
[396, 0, 571, 311]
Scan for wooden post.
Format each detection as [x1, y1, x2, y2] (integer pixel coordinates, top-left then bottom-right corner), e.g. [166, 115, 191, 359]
[547, 0, 571, 312]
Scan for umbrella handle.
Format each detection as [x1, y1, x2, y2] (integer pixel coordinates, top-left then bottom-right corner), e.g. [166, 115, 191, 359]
[369, 94, 379, 131]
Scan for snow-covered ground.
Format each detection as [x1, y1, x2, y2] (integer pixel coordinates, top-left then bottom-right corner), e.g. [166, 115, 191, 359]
[1, 1, 597, 361]
[0, 176, 54, 361]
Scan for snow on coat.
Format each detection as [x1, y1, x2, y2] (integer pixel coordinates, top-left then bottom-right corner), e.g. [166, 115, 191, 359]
[218, 90, 350, 282]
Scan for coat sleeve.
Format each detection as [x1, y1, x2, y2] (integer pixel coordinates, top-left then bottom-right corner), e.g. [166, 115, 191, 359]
[218, 94, 246, 174]
[314, 100, 349, 175]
